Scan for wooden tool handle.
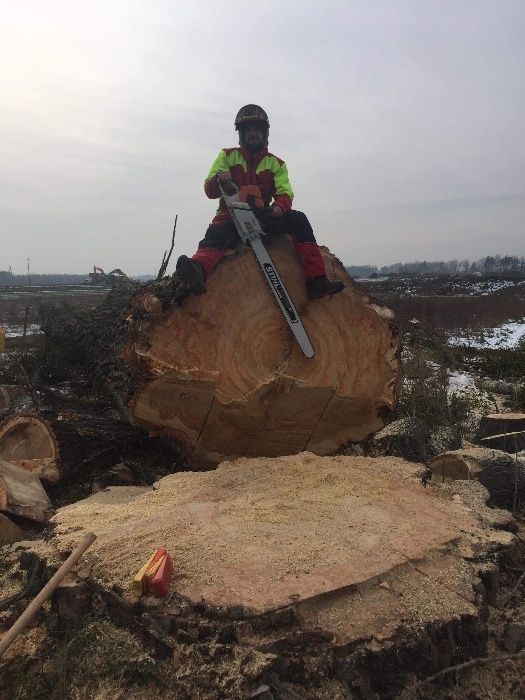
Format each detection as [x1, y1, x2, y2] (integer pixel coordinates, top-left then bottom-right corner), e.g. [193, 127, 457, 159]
[0, 532, 96, 658]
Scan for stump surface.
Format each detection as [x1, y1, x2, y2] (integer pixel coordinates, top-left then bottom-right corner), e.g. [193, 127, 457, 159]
[50, 453, 484, 612]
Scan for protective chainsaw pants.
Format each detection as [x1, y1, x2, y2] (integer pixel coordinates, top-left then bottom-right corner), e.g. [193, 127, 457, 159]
[191, 210, 327, 282]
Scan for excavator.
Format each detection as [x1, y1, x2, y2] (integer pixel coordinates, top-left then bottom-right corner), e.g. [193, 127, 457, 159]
[88, 266, 129, 286]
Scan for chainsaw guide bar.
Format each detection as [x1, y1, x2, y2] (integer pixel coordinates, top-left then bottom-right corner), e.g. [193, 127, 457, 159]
[220, 183, 315, 359]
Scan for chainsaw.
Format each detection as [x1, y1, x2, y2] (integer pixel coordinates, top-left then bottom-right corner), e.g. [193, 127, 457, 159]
[219, 182, 315, 359]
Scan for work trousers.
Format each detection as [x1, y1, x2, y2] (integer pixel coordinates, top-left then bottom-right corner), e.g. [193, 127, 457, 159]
[192, 210, 326, 282]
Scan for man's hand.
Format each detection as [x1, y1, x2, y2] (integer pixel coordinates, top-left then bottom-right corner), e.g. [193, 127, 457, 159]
[269, 205, 283, 219]
[216, 171, 236, 195]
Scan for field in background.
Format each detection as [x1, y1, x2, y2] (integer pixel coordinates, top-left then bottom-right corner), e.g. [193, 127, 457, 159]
[365, 274, 525, 336]
[0, 285, 110, 336]
[361, 273, 525, 434]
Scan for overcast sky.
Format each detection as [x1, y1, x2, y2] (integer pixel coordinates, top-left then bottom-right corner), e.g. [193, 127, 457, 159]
[1, 1, 524, 274]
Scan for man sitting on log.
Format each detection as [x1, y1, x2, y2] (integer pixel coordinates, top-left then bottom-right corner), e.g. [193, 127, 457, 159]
[176, 104, 345, 300]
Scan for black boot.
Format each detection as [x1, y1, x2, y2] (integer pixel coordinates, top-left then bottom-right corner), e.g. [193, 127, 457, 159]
[306, 276, 345, 300]
[176, 255, 206, 295]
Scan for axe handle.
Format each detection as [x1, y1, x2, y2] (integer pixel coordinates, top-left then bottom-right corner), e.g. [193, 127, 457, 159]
[0, 532, 96, 658]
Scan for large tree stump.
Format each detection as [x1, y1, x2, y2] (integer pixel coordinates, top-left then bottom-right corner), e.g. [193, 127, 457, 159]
[477, 413, 525, 452]
[124, 240, 401, 465]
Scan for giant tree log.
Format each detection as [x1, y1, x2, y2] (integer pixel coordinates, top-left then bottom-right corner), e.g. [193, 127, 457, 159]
[124, 239, 401, 465]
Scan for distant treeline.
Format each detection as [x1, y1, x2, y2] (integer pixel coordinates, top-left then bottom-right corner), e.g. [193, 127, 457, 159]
[0, 272, 152, 285]
[2, 253, 524, 284]
[346, 255, 525, 278]
[0, 272, 90, 285]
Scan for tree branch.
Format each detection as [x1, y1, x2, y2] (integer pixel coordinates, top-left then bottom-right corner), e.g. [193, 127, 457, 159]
[157, 215, 178, 280]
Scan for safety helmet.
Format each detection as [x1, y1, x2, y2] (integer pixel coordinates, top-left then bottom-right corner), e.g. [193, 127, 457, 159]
[234, 104, 270, 130]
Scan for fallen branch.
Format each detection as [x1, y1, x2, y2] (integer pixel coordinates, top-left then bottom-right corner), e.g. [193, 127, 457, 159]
[411, 649, 525, 689]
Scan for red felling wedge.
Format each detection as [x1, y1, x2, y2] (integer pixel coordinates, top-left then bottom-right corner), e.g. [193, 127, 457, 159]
[151, 553, 173, 597]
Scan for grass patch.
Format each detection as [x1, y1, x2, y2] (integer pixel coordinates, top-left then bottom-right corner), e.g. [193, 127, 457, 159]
[397, 374, 493, 435]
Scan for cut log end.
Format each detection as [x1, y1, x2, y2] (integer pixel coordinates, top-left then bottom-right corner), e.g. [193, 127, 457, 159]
[0, 415, 60, 483]
[124, 239, 401, 464]
[429, 453, 477, 481]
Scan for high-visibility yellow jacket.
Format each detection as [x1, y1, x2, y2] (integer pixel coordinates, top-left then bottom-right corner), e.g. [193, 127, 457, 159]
[204, 146, 294, 224]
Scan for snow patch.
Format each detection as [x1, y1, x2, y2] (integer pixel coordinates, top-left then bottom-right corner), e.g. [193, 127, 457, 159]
[448, 371, 477, 391]
[448, 319, 525, 349]
[2, 324, 42, 338]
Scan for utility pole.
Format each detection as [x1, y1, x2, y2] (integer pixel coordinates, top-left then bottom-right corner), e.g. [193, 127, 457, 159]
[27, 257, 31, 286]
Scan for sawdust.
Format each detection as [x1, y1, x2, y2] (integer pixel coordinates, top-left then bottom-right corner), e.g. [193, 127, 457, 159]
[47, 453, 484, 611]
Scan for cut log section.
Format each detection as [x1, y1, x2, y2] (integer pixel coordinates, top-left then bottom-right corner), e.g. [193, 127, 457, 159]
[0, 459, 53, 523]
[0, 408, 159, 485]
[124, 239, 401, 465]
[0, 414, 60, 483]
[429, 447, 525, 509]
[477, 413, 525, 452]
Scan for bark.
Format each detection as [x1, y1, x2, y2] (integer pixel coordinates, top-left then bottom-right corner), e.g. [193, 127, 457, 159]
[123, 239, 401, 465]
[429, 447, 525, 509]
[0, 459, 53, 523]
[477, 413, 525, 452]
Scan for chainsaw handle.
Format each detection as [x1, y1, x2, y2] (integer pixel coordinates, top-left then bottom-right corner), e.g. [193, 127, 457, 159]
[218, 181, 238, 198]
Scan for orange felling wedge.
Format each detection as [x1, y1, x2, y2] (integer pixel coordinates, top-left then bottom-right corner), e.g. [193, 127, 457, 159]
[132, 547, 167, 596]
[145, 554, 166, 590]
